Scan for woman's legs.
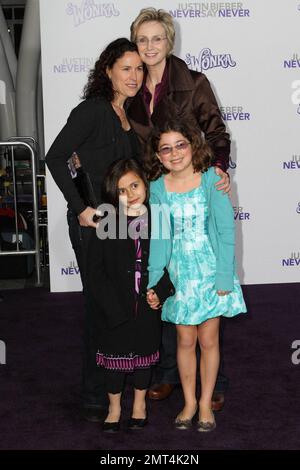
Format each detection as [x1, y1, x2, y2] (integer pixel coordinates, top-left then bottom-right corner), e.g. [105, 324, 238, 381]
[176, 325, 198, 419]
[197, 317, 220, 423]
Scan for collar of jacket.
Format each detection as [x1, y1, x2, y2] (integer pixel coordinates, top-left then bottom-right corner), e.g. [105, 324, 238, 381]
[127, 54, 194, 125]
[167, 54, 195, 92]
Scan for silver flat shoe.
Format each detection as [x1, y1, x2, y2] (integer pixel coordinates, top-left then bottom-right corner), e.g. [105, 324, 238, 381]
[197, 417, 216, 432]
[174, 417, 193, 430]
[175, 407, 198, 430]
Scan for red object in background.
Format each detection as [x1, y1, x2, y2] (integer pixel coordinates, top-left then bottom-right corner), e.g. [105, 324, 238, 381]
[0, 208, 27, 230]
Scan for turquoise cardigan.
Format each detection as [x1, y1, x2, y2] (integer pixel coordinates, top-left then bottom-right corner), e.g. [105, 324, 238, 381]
[148, 167, 236, 291]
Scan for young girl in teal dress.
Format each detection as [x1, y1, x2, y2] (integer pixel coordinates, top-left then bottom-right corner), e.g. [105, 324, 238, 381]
[146, 119, 247, 432]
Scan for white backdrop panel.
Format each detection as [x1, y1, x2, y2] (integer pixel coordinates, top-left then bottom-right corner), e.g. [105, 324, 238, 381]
[40, 0, 300, 291]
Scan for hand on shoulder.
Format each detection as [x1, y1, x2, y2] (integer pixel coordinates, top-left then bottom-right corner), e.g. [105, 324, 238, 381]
[214, 167, 231, 194]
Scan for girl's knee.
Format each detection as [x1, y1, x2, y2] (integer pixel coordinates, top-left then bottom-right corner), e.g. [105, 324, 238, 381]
[198, 336, 219, 351]
[177, 333, 197, 349]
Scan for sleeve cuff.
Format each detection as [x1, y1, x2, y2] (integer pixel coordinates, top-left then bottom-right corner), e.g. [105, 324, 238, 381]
[215, 272, 234, 291]
[151, 282, 175, 305]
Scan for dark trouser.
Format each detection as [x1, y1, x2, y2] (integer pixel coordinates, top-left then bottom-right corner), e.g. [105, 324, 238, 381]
[154, 320, 229, 393]
[67, 209, 108, 409]
[105, 368, 153, 395]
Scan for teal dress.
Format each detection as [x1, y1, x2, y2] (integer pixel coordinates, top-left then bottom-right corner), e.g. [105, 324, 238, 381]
[161, 181, 247, 325]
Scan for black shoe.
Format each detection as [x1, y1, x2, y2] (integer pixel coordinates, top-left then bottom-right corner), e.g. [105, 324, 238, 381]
[127, 416, 148, 430]
[82, 406, 107, 423]
[148, 383, 174, 400]
[102, 420, 120, 433]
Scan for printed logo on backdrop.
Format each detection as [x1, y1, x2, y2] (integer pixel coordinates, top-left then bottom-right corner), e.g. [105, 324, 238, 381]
[282, 252, 300, 267]
[220, 106, 250, 121]
[291, 80, 300, 116]
[282, 155, 300, 170]
[0, 340, 6, 365]
[170, 2, 250, 18]
[53, 57, 95, 73]
[61, 261, 80, 276]
[283, 53, 300, 69]
[296, 203, 300, 214]
[66, 0, 119, 27]
[291, 340, 300, 365]
[233, 206, 250, 221]
[185, 48, 236, 72]
[229, 157, 236, 169]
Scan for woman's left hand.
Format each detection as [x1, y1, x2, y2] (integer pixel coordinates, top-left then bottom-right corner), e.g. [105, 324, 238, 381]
[214, 167, 230, 193]
[217, 290, 231, 296]
[78, 206, 99, 228]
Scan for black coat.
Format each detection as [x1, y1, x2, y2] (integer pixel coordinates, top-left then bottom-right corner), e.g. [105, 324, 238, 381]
[87, 210, 175, 358]
[46, 97, 141, 215]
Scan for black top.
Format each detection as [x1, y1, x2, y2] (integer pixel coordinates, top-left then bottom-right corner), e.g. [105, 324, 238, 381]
[87, 209, 175, 357]
[46, 97, 141, 215]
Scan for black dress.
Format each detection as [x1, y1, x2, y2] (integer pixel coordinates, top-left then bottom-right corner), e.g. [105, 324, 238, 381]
[87, 209, 175, 373]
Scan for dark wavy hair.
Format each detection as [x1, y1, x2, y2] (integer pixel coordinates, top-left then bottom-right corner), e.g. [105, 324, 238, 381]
[102, 158, 149, 209]
[82, 38, 139, 101]
[144, 118, 212, 181]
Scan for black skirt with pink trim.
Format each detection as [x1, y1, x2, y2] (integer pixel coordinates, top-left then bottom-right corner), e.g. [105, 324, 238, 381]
[96, 350, 160, 372]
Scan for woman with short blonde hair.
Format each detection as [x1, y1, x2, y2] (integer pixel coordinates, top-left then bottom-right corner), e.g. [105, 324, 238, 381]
[130, 7, 175, 56]
[127, 7, 231, 422]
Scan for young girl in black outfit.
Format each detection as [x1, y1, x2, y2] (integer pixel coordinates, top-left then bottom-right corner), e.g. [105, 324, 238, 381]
[87, 158, 174, 432]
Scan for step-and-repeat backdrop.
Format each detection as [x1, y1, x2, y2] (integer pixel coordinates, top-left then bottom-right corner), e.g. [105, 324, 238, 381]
[40, 0, 300, 292]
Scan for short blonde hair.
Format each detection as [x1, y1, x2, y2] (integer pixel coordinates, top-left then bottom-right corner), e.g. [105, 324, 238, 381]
[130, 8, 175, 56]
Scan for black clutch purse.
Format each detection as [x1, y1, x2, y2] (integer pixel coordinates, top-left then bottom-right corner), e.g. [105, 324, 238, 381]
[68, 152, 97, 208]
[73, 167, 98, 209]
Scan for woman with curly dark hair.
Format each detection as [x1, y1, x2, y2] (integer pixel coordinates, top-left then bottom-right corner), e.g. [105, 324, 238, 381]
[46, 38, 143, 422]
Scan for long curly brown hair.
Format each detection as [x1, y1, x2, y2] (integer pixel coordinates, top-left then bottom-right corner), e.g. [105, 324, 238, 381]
[82, 38, 139, 101]
[144, 119, 212, 181]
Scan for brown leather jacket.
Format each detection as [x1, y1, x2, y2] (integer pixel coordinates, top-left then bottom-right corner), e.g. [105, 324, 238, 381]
[127, 54, 230, 171]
